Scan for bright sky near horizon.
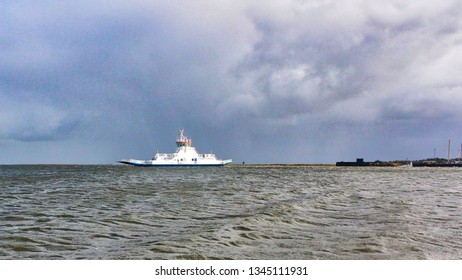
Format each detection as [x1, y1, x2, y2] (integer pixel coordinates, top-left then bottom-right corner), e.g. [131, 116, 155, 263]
[1, 0, 462, 164]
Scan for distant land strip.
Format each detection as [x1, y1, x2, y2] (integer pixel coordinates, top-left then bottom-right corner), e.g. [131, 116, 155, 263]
[227, 164, 335, 167]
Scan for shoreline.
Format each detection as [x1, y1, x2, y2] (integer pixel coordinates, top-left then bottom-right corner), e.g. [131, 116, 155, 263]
[226, 163, 336, 167]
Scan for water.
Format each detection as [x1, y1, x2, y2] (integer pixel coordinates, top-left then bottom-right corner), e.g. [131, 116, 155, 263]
[1, 165, 461, 259]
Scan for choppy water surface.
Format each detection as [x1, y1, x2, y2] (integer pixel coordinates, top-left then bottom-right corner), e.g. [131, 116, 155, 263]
[1, 165, 461, 259]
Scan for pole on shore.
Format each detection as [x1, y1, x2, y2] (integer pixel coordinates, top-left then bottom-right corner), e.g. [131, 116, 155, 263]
[448, 139, 451, 161]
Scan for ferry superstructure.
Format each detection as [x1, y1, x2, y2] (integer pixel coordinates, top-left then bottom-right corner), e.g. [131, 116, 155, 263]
[119, 129, 232, 167]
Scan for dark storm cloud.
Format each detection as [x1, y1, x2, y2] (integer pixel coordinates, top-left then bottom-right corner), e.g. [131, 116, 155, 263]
[1, 0, 462, 163]
[0, 98, 80, 142]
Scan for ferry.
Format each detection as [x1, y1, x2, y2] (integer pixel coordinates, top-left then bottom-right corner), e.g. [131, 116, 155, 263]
[119, 129, 232, 167]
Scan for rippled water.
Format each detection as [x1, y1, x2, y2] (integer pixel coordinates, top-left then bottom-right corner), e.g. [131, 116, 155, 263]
[1, 165, 461, 259]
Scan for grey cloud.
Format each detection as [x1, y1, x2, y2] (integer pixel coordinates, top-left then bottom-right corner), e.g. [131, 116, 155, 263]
[226, 0, 462, 125]
[0, 97, 81, 142]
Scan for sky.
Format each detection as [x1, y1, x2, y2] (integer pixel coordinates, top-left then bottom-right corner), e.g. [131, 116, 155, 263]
[1, 0, 462, 164]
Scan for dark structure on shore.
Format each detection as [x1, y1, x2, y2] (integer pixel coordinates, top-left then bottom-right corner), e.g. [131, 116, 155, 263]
[336, 158, 410, 167]
[336, 158, 370, 166]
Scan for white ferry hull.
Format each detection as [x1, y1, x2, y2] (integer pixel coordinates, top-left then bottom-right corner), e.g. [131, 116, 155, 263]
[118, 159, 232, 167]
